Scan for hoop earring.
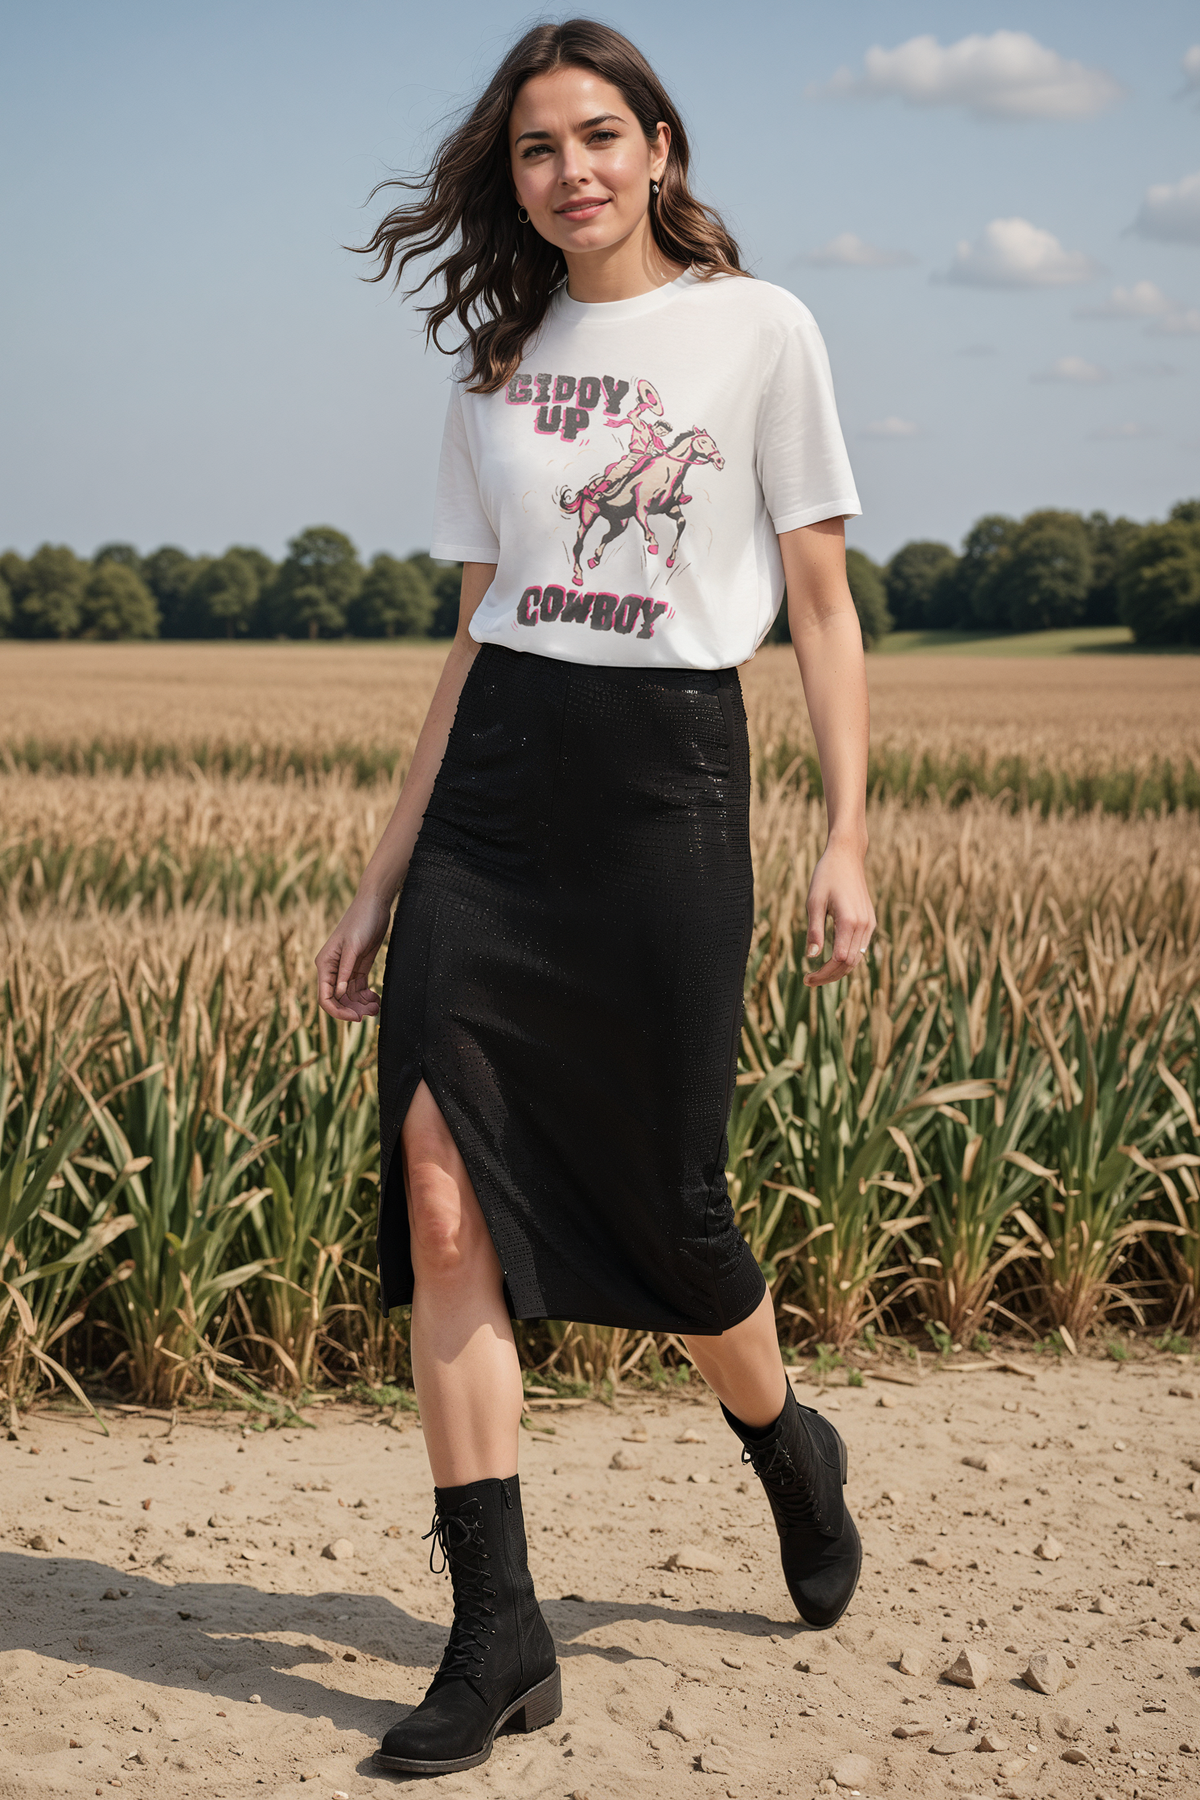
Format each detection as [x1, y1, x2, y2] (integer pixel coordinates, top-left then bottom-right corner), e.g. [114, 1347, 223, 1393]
[517, 205, 530, 224]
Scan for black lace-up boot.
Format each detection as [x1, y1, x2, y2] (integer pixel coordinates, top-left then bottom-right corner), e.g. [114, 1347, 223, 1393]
[723, 1384, 861, 1628]
[375, 1475, 561, 1775]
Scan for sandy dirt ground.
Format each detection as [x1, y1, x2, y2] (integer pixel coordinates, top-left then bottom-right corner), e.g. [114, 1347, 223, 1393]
[2, 1356, 1198, 1800]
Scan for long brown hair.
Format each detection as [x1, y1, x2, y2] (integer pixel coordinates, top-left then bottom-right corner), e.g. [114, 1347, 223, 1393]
[355, 18, 746, 393]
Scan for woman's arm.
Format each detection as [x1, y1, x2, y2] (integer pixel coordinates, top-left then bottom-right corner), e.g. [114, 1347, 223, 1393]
[315, 561, 497, 1021]
[778, 517, 877, 988]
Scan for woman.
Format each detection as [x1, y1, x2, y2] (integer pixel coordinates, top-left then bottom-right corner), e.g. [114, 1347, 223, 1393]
[317, 18, 875, 1779]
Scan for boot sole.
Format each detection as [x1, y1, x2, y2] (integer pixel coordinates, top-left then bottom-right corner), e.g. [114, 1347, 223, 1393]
[373, 1664, 563, 1775]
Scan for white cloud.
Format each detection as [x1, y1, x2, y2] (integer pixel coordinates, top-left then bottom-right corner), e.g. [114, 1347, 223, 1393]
[1149, 307, 1200, 337]
[1074, 281, 1200, 337]
[1075, 281, 1176, 320]
[802, 232, 915, 269]
[1131, 170, 1200, 244]
[941, 218, 1100, 288]
[1088, 422, 1159, 441]
[861, 416, 920, 439]
[1184, 46, 1200, 93]
[1032, 356, 1109, 384]
[819, 31, 1122, 121]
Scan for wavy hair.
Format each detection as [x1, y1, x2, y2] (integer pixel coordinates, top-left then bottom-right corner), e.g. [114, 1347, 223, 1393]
[355, 18, 746, 393]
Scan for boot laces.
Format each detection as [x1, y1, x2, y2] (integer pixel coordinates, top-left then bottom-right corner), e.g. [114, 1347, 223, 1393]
[741, 1437, 819, 1528]
[423, 1501, 498, 1680]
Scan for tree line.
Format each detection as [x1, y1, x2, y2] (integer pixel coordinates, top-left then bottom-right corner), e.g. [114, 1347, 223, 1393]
[2, 501, 1199, 647]
[0, 529, 463, 644]
[873, 498, 1200, 648]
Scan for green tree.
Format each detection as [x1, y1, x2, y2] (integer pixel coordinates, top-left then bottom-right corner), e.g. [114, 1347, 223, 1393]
[290, 583, 346, 640]
[884, 540, 959, 630]
[142, 547, 205, 637]
[272, 526, 361, 639]
[0, 550, 26, 593]
[407, 552, 465, 637]
[845, 548, 892, 648]
[81, 563, 159, 639]
[1169, 498, 1200, 527]
[995, 510, 1093, 633]
[0, 570, 12, 636]
[16, 544, 87, 638]
[93, 542, 143, 574]
[949, 515, 1018, 630]
[1117, 522, 1200, 646]
[1082, 512, 1143, 625]
[188, 548, 270, 638]
[352, 553, 436, 637]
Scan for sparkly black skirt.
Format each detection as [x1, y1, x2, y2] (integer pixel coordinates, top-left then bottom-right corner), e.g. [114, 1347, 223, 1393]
[375, 643, 766, 1334]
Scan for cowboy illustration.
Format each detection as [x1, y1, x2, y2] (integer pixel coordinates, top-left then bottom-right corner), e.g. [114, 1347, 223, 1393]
[556, 378, 724, 585]
[592, 378, 672, 494]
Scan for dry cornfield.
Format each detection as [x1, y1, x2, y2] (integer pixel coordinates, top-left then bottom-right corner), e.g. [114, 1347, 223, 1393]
[4, 641, 1200, 809]
[2, 641, 1200, 1414]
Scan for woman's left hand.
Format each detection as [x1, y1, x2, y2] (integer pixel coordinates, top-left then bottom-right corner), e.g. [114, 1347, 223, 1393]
[803, 839, 876, 987]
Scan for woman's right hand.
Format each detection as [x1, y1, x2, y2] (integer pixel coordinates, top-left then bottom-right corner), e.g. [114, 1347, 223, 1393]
[315, 892, 393, 1022]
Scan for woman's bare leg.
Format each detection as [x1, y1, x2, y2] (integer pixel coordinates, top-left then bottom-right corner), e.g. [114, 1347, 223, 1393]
[402, 1079, 523, 1485]
[682, 1288, 788, 1426]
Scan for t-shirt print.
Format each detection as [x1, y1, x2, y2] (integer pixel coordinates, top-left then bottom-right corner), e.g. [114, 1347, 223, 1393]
[431, 271, 861, 671]
[508, 373, 723, 641]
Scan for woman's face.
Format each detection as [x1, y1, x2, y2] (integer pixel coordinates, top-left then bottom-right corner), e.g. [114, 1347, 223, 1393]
[509, 66, 669, 261]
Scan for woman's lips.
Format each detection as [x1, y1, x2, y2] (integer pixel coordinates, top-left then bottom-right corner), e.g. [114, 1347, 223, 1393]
[556, 198, 609, 219]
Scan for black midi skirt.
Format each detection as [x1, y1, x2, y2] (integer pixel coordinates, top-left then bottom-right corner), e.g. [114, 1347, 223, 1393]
[375, 643, 767, 1334]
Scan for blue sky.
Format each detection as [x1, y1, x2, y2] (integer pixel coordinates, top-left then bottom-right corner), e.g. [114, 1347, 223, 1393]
[1, 1, 1198, 565]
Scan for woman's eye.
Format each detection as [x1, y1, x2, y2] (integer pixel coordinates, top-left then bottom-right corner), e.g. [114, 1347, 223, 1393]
[589, 130, 617, 144]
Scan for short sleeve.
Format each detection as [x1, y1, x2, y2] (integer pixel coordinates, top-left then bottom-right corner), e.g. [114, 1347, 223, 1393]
[756, 305, 861, 535]
[429, 382, 501, 562]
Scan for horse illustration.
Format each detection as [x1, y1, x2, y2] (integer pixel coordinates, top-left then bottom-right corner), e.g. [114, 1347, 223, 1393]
[557, 426, 725, 585]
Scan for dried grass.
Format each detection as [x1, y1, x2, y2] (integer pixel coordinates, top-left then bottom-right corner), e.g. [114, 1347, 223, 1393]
[3, 641, 1199, 1400]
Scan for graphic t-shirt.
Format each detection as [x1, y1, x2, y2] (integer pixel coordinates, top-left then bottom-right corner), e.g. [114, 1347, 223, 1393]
[430, 269, 861, 669]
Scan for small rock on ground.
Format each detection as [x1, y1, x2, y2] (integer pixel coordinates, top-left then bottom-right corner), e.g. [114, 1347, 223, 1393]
[699, 1747, 732, 1775]
[666, 1546, 723, 1572]
[1034, 1534, 1064, 1561]
[1023, 1648, 1069, 1694]
[944, 1647, 991, 1689]
[321, 1538, 354, 1561]
[830, 1752, 873, 1788]
[898, 1647, 923, 1676]
[930, 1733, 973, 1755]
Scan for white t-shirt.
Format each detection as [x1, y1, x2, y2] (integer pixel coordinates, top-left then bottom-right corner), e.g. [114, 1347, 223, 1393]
[430, 269, 861, 669]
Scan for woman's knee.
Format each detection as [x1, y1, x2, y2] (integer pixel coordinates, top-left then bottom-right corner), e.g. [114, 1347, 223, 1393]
[405, 1151, 495, 1285]
[401, 1082, 497, 1282]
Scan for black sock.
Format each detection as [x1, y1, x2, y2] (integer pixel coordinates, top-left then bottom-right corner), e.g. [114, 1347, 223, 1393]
[724, 1395, 785, 1440]
[738, 1415, 776, 1440]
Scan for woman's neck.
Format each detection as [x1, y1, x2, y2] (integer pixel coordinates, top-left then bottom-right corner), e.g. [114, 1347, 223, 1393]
[563, 220, 687, 305]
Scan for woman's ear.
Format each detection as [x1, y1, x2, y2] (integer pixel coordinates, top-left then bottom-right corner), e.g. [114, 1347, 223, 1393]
[652, 121, 672, 181]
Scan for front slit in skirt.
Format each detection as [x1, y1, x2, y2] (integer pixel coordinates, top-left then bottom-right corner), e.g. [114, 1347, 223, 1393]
[375, 642, 767, 1334]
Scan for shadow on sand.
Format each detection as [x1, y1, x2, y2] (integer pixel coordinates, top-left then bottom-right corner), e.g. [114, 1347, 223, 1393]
[2, 1549, 806, 1780]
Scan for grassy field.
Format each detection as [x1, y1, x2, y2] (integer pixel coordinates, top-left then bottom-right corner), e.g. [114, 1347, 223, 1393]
[877, 625, 1139, 656]
[2, 640, 1199, 1413]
